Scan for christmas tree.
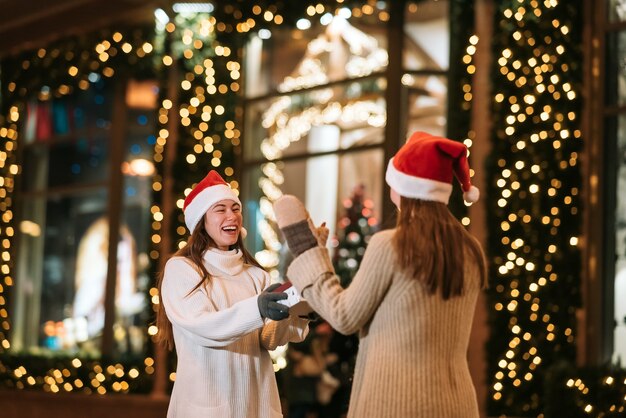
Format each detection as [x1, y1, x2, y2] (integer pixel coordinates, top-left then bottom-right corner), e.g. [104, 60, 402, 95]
[322, 184, 378, 416]
[332, 184, 379, 287]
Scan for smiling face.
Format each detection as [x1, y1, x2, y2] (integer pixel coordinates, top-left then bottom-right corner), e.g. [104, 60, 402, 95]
[203, 199, 243, 250]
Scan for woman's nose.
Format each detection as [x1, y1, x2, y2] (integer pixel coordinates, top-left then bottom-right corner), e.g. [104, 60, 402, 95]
[225, 210, 239, 220]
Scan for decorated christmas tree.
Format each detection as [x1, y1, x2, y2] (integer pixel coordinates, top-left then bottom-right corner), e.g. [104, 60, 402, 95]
[323, 184, 378, 415]
[332, 184, 379, 288]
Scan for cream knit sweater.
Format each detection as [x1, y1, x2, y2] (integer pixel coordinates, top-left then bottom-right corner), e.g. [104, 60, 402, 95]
[161, 248, 309, 418]
[287, 229, 482, 418]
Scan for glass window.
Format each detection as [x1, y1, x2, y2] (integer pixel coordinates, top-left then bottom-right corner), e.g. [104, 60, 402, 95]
[244, 14, 388, 99]
[243, 79, 386, 162]
[609, 0, 626, 22]
[404, 1, 450, 72]
[21, 83, 113, 191]
[242, 11, 391, 276]
[115, 89, 158, 356]
[11, 78, 157, 357]
[241, 5, 452, 279]
[613, 114, 626, 364]
[13, 190, 108, 353]
[404, 75, 448, 136]
[606, 31, 626, 106]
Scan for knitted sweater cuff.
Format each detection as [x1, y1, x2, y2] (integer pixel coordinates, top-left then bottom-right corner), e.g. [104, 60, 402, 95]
[286, 247, 335, 292]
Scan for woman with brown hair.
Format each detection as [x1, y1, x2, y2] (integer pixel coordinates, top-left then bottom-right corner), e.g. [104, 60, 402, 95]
[156, 170, 310, 418]
[273, 131, 487, 418]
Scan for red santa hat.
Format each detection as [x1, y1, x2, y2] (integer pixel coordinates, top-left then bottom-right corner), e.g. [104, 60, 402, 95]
[385, 131, 479, 204]
[183, 170, 242, 233]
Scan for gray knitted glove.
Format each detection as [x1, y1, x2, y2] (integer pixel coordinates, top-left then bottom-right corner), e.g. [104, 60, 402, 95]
[257, 283, 290, 320]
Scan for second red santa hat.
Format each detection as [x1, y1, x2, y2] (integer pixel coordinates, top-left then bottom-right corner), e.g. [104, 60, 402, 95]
[385, 131, 479, 204]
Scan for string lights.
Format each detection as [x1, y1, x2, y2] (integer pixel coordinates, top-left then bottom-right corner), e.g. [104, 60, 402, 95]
[484, 0, 604, 415]
[4, 2, 620, 414]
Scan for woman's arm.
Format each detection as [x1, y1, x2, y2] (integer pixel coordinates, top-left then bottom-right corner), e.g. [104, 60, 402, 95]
[287, 231, 395, 335]
[161, 257, 264, 347]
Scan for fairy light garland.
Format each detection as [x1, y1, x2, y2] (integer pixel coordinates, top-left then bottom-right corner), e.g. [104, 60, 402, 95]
[485, 0, 588, 415]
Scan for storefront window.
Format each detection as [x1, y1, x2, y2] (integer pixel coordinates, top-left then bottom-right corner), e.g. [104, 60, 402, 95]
[609, 0, 626, 22]
[404, 75, 448, 137]
[613, 114, 626, 364]
[403, 1, 450, 71]
[11, 77, 156, 357]
[241, 3, 450, 277]
[602, 0, 626, 362]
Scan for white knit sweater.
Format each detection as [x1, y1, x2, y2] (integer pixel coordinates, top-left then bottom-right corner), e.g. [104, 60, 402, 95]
[287, 229, 482, 418]
[161, 248, 309, 418]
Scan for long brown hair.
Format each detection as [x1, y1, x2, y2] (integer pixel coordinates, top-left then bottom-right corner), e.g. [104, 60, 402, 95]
[392, 197, 487, 300]
[155, 219, 264, 351]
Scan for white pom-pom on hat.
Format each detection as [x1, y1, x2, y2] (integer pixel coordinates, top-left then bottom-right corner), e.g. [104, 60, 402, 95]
[463, 185, 480, 204]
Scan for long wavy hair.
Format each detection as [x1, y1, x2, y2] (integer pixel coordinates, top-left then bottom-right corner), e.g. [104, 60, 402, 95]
[156, 218, 263, 351]
[392, 197, 487, 300]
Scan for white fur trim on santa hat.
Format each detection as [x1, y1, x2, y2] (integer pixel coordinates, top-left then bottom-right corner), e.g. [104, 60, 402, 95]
[385, 159, 453, 204]
[184, 184, 241, 233]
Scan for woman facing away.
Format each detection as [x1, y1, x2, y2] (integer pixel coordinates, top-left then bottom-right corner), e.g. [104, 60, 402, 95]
[273, 131, 488, 418]
[156, 170, 310, 418]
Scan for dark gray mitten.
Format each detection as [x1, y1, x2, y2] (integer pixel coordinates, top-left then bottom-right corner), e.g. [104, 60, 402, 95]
[257, 283, 290, 320]
[273, 195, 328, 256]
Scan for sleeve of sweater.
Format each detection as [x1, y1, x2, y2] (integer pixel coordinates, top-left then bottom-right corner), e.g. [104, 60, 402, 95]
[260, 316, 310, 350]
[286, 231, 394, 335]
[255, 271, 310, 350]
[161, 257, 264, 348]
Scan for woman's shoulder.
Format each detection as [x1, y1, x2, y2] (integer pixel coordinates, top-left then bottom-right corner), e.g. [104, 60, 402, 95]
[165, 256, 199, 274]
[368, 228, 396, 247]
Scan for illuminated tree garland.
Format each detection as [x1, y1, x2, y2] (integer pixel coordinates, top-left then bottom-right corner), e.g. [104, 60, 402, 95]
[448, 0, 477, 221]
[149, 11, 239, 259]
[486, 0, 586, 415]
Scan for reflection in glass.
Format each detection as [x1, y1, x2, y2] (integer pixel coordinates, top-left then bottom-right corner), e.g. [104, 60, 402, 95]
[13, 191, 108, 354]
[21, 77, 113, 191]
[607, 31, 626, 107]
[609, 0, 626, 22]
[405, 75, 448, 138]
[72, 217, 145, 347]
[244, 82, 386, 161]
[245, 15, 388, 98]
[614, 115, 626, 364]
[404, 0, 450, 71]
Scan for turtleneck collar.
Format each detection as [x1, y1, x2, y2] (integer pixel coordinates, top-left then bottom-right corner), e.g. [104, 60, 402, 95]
[202, 247, 244, 276]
